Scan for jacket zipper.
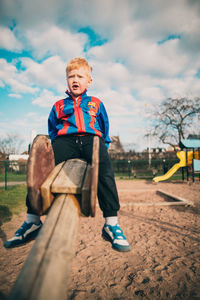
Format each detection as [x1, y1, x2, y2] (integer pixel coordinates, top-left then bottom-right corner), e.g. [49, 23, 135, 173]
[75, 96, 84, 132]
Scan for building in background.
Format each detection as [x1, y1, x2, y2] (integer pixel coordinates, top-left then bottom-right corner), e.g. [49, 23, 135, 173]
[108, 136, 124, 159]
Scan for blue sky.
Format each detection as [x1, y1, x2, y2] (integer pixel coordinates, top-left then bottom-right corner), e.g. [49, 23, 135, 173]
[0, 0, 200, 152]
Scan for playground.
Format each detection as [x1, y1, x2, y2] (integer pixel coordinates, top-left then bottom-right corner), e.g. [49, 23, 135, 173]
[153, 139, 200, 183]
[0, 180, 200, 300]
[0, 137, 200, 299]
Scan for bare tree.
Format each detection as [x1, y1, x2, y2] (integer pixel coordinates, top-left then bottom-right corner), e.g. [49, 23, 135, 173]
[0, 133, 24, 155]
[152, 97, 200, 150]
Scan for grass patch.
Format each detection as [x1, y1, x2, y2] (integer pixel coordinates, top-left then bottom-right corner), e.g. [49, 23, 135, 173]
[0, 185, 27, 224]
[0, 172, 26, 182]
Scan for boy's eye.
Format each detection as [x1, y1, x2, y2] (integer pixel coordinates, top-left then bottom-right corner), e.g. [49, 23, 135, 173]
[68, 75, 83, 79]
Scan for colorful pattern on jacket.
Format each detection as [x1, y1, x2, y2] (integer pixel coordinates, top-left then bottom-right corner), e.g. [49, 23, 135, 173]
[48, 90, 111, 147]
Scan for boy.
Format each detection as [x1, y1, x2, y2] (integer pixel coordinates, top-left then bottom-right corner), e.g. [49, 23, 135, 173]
[4, 58, 131, 252]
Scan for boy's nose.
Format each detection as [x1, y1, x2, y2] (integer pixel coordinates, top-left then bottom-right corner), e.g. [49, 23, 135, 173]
[73, 76, 78, 82]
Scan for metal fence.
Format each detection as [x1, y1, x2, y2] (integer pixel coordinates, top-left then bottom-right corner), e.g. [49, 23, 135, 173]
[0, 157, 183, 190]
[111, 158, 182, 179]
[0, 160, 27, 190]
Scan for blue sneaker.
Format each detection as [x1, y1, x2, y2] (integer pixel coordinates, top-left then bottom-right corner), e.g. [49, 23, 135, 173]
[102, 224, 131, 252]
[4, 221, 42, 248]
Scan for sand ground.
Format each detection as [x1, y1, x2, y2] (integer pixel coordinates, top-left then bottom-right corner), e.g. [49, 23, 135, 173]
[0, 180, 200, 300]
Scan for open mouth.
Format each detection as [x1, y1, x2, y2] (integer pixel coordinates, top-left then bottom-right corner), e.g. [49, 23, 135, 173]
[72, 84, 79, 89]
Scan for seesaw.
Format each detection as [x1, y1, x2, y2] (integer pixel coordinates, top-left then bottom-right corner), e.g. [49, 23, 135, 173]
[8, 134, 99, 300]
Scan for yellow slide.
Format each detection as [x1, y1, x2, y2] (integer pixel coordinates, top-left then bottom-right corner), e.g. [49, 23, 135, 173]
[153, 151, 187, 183]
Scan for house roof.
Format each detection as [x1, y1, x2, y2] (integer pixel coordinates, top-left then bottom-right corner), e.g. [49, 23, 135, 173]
[180, 139, 200, 149]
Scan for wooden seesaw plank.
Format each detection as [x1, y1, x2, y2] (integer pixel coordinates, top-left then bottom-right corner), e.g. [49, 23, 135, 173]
[8, 137, 100, 300]
[8, 193, 80, 300]
[51, 159, 87, 194]
[90, 136, 99, 217]
[27, 135, 55, 215]
[119, 189, 193, 207]
[81, 164, 92, 216]
[120, 201, 192, 207]
[41, 161, 65, 213]
[81, 136, 100, 217]
[156, 189, 192, 206]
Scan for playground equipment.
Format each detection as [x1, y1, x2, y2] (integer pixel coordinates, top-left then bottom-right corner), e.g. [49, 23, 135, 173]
[153, 151, 187, 183]
[180, 139, 200, 182]
[153, 139, 200, 183]
[8, 135, 99, 300]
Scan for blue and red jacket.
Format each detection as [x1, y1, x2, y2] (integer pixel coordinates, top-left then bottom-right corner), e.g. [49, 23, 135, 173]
[48, 90, 111, 148]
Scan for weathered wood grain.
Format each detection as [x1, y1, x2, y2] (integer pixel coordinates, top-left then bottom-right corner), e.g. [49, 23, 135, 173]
[9, 194, 80, 300]
[90, 136, 100, 217]
[27, 135, 55, 215]
[81, 164, 92, 216]
[41, 161, 65, 213]
[51, 159, 87, 194]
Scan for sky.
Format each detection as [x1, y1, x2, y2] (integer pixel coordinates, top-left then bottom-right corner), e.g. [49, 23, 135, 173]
[0, 0, 200, 153]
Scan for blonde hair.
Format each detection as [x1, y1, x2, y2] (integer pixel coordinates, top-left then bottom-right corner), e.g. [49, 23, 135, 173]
[66, 57, 92, 78]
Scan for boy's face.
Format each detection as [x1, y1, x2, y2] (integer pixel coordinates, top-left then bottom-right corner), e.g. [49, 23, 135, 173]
[67, 67, 92, 98]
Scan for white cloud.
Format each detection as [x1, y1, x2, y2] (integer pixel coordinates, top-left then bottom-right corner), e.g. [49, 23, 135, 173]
[159, 76, 200, 99]
[26, 26, 87, 60]
[130, 39, 187, 77]
[1, 0, 200, 151]
[0, 80, 4, 87]
[98, 89, 137, 117]
[0, 59, 16, 78]
[20, 56, 68, 93]
[89, 60, 132, 94]
[8, 93, 22, 98]
[0, 27, 22, 51]
[89, 27, 189, 78]
[0, 0, 135, 37]
[0, 59, 39, 94]
[32, 89, 62, 107]
[138, 87, 164, 104]
[2, 0, 200, 55]
[10, 78, 38, 93]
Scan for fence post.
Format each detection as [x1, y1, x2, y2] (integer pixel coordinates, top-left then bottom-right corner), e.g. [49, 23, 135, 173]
[128, 160, 131, 179]
[4, 160, 8, 190]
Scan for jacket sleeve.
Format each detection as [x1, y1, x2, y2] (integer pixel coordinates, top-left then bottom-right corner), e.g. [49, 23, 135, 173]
[97, 102, 111, 148]
[48, 105, 58, 142]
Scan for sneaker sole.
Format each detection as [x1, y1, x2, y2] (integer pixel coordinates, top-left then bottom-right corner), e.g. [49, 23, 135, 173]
[102, 229, 131, 252]
[4, 227, 42, 249]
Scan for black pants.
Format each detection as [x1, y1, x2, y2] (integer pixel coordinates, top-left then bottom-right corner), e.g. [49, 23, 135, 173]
[26, 135, 120, 217]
